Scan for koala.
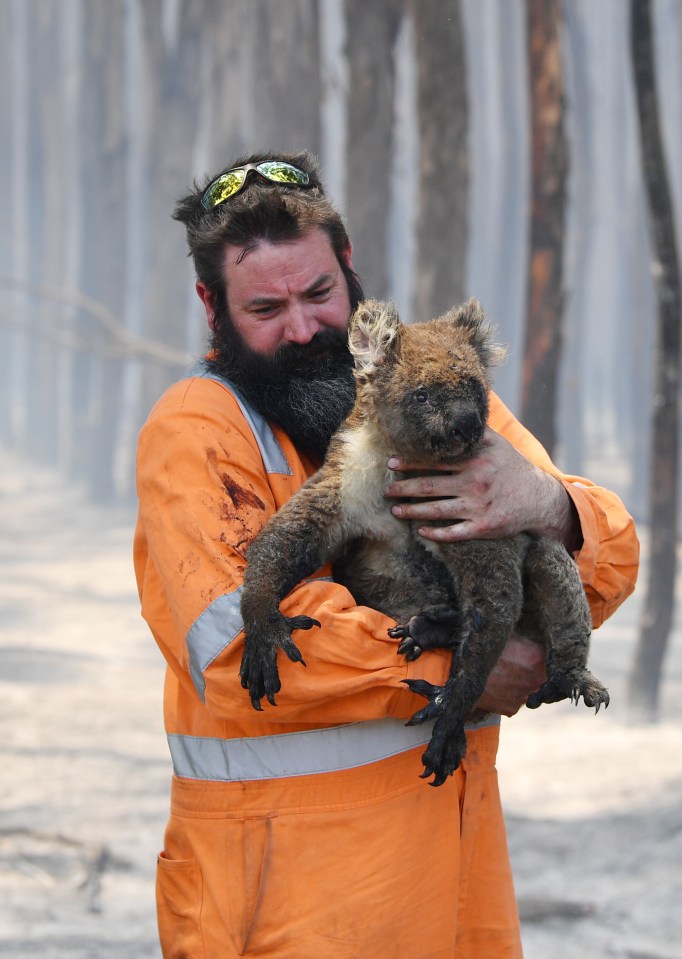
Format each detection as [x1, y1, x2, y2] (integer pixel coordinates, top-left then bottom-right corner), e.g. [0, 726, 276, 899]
[239, 298, 609, 786]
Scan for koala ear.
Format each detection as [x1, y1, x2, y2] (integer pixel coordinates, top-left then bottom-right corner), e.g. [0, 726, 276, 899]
[348, 300, 402, 374]
[448, 298, 507, 370]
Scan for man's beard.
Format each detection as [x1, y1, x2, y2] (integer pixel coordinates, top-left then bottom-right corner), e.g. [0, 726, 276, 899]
[206, 317, 356, 462]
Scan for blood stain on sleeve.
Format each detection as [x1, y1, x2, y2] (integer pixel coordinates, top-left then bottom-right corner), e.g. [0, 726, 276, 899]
[205, 447, 265, 511]
[221, 475, 265, 511]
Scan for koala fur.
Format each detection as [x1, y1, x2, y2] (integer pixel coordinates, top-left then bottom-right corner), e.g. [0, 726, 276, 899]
[239, 298, 609, 786]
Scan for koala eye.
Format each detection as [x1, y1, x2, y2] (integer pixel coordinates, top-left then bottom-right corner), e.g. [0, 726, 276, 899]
[414, 388, 428, 404]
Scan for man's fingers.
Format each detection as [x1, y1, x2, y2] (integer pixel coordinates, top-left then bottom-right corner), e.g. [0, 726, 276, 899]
[416, 522, 478, 542]
[390, 497, 463, 521]
[384, 474, 458, 500]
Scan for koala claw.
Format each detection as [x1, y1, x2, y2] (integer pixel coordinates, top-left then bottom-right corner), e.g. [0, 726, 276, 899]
[282, 614, 320, 663]
[389, 607, 461, 661]
[402, 678, 446, 726]
[239, 652, 281, 711]
[240, 615, 320, 710]
[418, 719, 467, 786]
[526, 670, 610, 714]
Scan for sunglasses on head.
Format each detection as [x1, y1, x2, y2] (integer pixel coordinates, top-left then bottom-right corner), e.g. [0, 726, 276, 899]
[200, 160, 311, 210]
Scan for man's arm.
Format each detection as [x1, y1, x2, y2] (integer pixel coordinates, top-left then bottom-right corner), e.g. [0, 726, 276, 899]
[135, 377, 452, 727]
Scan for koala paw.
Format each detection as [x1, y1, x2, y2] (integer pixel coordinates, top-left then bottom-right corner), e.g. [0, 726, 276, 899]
[402, 678, 447, 724]
[239, 614, 319, 710]
[389, 606, 461, 662]
[419, 717, 468, 787]
[402, 678, 469, 785]
[526, 669, 610, 714]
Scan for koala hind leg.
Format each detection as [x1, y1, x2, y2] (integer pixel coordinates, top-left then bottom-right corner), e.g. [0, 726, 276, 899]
[521, 538, 609, 712]
[406, 540, 525, 785]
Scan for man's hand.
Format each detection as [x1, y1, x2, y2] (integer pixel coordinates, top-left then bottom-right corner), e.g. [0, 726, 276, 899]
[474, 635, 546, 717]
[384, 427, 582, 552]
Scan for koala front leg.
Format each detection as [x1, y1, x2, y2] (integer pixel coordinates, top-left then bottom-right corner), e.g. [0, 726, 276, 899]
[239, 479, 342, 709]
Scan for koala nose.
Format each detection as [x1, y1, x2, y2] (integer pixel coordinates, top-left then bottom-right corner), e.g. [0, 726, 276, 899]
[450, 409, 482, 446]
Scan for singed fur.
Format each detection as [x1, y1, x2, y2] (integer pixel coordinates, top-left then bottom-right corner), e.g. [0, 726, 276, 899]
[239, 298, 609, 785]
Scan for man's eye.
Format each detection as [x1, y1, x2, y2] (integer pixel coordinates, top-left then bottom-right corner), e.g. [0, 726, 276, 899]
[309, 287, 332, 299]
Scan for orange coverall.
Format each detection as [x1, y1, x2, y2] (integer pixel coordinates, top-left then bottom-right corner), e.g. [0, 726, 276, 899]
[134, 365, 639, 959]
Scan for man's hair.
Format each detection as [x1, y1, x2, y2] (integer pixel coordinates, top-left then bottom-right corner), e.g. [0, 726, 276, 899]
[173, 150, 361, 322]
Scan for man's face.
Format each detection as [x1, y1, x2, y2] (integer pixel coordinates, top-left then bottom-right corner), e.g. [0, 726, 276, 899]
[202, 227, 353, 357]
[198, 228, 359, 461]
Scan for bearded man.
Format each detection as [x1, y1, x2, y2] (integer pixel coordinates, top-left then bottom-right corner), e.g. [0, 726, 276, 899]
[134, 151, 639, 959]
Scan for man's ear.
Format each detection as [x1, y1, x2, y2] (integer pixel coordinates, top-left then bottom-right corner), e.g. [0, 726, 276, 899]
[348, 299, 402, 375]
[196, 281, 218, 332]
[340, 242, 355, 274]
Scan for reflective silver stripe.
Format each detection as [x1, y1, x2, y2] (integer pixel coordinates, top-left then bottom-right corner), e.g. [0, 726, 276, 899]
[189, 359, 292, 475]
[167, 714, 501, 782]
[187, 589, 244, 702]
[186, 578, 334, 702]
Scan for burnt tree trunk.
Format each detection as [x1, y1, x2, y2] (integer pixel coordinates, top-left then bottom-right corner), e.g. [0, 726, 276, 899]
[23, 0, 63, 466]
[627, 0, 681, 722]
[136, 0, 205, 424]
[76, 0, 128, 500]
[246, 0, 321, 155]
[0, 0, 16, 445]
[410, 0, 468, 320]
[520, 0, 568, 456]
[344, 0, 404, 300]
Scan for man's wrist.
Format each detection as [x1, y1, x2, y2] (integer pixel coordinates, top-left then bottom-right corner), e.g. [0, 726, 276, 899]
[531, 469, 583, 553]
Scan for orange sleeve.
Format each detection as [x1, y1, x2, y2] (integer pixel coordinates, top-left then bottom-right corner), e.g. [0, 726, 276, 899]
[489, 392, 640, 628]
[135, 378, 450, 728]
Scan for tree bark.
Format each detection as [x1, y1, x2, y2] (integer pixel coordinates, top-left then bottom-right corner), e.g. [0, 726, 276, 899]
[22, 0, 64, 465]
[246, 0, 321, 155]
[627, 0, 681, 722]
[344, 0, 404, 300]
[410, 0, 468, 320]
[74, 0, 128, 500]
[521, 0, 568, 456]
[0, 0, 15, 444]
[135, 0, 206, 425]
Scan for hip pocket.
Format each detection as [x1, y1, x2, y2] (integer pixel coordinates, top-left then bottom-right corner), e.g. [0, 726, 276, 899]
[156, 851, 207, 959]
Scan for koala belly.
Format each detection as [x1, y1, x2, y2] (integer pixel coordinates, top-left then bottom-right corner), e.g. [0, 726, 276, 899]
[334, 532, 458, 623]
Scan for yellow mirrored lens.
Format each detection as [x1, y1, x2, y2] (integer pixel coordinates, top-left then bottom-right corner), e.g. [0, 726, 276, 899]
[257, 162, 309, 185]
[205, 169, 246, 207]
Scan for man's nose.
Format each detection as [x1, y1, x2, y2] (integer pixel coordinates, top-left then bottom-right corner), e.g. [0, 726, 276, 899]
[282, 306, 320, 344]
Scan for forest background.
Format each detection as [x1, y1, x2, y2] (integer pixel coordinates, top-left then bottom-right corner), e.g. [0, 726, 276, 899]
[1, 0, 682, 956]
[3, 0, 681, 710]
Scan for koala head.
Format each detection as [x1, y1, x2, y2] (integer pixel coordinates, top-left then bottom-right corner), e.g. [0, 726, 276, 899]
[348, 298, 506, 464]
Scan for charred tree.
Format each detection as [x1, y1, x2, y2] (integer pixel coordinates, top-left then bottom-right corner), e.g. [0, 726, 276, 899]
[0, 0, 15, 445]
[135, 0, 206, 425]
[245, 0, 321, 155]
[627, 0, 681, 722]
[344, 0, 404, 300]
[410, 0, 468, 320]
[75, 0, 128, 500]
[520, 0, 568, 456]
[22, 0, 64, 466]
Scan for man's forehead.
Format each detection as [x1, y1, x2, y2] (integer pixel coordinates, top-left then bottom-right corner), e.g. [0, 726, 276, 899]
[226, 228, 333, 264]
[222, 231, 339, 291]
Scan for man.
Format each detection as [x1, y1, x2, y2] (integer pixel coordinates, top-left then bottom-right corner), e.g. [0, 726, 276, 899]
[134, 151, 639, 958]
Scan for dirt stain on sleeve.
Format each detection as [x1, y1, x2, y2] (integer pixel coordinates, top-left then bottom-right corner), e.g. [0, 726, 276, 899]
[221, 475, 265, 511]
[206, 447, 265, 512]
